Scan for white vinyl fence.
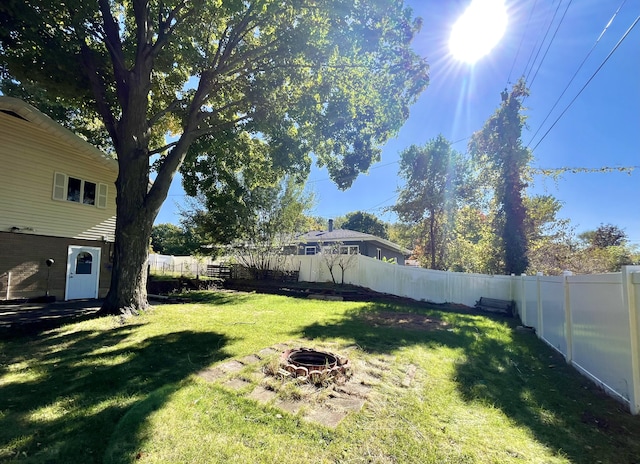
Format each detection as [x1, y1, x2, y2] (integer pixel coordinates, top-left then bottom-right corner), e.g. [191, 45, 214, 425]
[288, 254, 640, 415]
[148, 253, 218, 277]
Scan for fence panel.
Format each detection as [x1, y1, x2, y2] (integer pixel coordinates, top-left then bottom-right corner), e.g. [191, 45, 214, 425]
[539, 277, 567, 353]
[449, 273, 513, 307]
[521, 276, 540, 328]
[394, 265, 444, 303]
[356, 255, 399, 296]
[569, 273, 633, 403]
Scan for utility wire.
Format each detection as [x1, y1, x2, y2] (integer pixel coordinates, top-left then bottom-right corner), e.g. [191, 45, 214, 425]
[531, 14, 640, 152]
[528, 0, 573, 90]
[528, 0, 628, 146]
[523, 0, 563, 81]
[506, 0, 538, 85]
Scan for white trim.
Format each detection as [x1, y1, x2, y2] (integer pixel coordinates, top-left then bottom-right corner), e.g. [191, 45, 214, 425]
[52, 172, 106, 207]
[342, 245, 359, 255]
[305, 246, 317, 255]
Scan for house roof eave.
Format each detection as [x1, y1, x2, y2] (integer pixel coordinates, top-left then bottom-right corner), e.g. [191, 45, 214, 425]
[0, 96, 118, 173]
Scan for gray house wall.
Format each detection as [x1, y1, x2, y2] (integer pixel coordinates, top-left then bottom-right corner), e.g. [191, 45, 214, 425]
[297, 240, 406, 265]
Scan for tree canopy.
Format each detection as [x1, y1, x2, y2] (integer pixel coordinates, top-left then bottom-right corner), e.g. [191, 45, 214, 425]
[340, 211, 389, 239]
[580, 223, 627, 249]
[469, 79, 531, 275]
[392, 135, 475, 269]
[0, 0, 429, 313]
[151, 223, 201, 256]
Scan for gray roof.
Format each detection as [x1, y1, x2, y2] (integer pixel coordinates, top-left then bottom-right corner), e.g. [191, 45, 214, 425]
[297, 228, 411, 255]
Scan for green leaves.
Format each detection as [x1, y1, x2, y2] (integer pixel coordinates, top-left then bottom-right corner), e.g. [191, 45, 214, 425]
[392, 135, 476, 269]
[469, 79, 531, 275]
[1, 0, 428, 312]
[341, 211, 389, 239]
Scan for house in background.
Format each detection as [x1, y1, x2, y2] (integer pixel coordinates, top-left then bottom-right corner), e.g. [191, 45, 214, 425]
[0, 97, 118, 302]
[295, 219, 411, 265]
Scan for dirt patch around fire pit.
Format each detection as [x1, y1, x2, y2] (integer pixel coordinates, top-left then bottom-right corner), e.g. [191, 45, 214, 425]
[197, 340, 420, 428]
[359, 310, 449, 331]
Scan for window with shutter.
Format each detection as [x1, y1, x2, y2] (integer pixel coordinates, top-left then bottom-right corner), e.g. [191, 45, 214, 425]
[53, 172, 66, 201]
[97, 183, 108, 209]
[52, 173, 108, 208]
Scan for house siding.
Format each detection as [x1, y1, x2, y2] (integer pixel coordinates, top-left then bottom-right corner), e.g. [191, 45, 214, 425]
[0, 232, 111, 301]
[0, 111, 117, 241]
[298, 240, 406, 265]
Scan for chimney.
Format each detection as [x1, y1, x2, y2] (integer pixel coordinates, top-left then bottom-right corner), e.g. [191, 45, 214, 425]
[328, 219, 334, 232]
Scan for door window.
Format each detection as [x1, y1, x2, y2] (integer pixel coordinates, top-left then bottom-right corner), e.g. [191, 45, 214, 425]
[75, 252, 93, 274]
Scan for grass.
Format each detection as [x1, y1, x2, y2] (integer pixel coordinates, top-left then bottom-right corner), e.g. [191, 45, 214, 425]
[1, 291, 639, 463]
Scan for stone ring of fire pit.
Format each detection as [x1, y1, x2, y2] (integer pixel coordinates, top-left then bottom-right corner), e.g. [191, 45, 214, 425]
[281, 348, 350, 380]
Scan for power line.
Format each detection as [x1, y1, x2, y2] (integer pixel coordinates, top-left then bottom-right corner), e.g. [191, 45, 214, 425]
[528, 0, 573, 90]
[527, 0, 628, 146]
[506, 0, 538, 85]
[531, 14, 640, 153]
[523, 0, 563, 81]
[364, 194, 399, 212]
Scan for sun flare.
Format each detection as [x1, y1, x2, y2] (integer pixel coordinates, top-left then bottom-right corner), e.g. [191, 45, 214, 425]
[449, 0, 507, 64]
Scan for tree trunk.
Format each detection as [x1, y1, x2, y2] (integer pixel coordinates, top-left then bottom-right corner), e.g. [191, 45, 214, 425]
[101, 214, 153, 315]
[429, 213, 437, 270]
[99, 146, 156, 315]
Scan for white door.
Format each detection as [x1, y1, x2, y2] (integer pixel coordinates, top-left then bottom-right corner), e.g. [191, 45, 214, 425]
[66, 246, 101, 300]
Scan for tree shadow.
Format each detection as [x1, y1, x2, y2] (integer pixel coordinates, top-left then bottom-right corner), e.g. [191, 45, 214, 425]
[0, 323, 230, 463]
[298, 301, 640, 463]
[299, 301, 470, 353]
[178, 290, 255, 306]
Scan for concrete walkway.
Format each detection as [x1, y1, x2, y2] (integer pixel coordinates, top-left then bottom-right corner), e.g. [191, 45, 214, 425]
[0, 299, 103, 333]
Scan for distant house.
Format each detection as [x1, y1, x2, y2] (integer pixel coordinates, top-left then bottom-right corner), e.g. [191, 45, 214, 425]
[0, 97, 118, 301]
[295, 219, 411, 265]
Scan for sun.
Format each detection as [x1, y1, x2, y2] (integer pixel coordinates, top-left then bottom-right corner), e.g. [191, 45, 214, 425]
[449, 0, 508, 64]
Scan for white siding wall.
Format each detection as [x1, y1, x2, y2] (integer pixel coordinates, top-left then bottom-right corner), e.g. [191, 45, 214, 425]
[0, 112, 117, 241]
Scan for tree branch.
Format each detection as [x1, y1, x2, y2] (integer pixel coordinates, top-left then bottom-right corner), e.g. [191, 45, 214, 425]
[149, 141, 180, 156]
[97, 0, 129, 106]
[79, 44, 119, 150]
[190, 114, 252, 138]
[148, 98, 183, 127]
[152, 0, 194, 58]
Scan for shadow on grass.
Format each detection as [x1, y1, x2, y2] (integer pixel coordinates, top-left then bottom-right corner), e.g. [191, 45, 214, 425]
[177, 290, 255, 305]
[0, 323, 230, 463]
[299, 301, 640, 463]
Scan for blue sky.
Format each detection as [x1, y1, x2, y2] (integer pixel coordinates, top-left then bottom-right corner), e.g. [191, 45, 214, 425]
[156, 0, 640, 244]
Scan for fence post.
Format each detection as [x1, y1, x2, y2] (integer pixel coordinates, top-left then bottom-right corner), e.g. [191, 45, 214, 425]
[622, 266, 640, 414]
[563, 270, 573, 364]
[520, 274, 527, 322]
[537, 272, 543, 337]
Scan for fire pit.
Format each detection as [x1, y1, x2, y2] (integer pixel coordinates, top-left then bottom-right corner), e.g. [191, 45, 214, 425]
[281, 348, 350, 382]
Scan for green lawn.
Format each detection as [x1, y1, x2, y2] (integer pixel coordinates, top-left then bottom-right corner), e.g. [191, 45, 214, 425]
[1, 291, 639, 463]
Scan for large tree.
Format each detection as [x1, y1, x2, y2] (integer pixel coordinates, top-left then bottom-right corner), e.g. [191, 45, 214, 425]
[182, 175, 314, 251]
[579, 223, 627, 249]
[392, 135, 475, 269]
[151, 223, 201, 256]
[0, 0, 428, 313]
[469, 79, 531, 275]
[340, 211, 388, 239]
